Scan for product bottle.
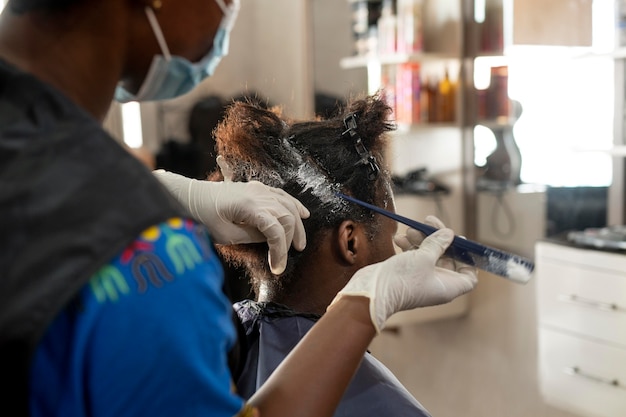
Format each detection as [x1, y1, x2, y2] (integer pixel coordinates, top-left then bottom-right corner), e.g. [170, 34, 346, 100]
[396, 0, 423, 53]
[420, 75, 430, 122]
[377, 0, 397, 54]
[426, 77, 438, 123]
[438, 69, 455, 122]
[488, 65, 509, 119]
[381, 64, 397, 118]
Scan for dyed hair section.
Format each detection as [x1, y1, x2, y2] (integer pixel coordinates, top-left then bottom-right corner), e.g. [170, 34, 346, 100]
[214, 93, 395, 297]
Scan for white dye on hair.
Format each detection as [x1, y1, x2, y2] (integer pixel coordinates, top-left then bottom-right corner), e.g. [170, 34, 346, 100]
[281, 137, 347, 211]
[234, 160, 284, 186]
[295, 163, 340, 204]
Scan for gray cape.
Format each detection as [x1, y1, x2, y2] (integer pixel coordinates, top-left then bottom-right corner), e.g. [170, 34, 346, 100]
[234, 300, 432, 417]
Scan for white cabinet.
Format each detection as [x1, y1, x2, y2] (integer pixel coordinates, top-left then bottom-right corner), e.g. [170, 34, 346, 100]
[535, 240, 626, 417]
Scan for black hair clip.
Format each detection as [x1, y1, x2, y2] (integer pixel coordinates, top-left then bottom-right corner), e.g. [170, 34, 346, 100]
[341, 113, 380, 181]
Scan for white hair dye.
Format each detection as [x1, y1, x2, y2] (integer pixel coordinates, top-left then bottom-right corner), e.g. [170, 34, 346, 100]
[280, 137, 348, 212]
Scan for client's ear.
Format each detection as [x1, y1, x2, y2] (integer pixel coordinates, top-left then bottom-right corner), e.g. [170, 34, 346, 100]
[337, 220, 366, 265]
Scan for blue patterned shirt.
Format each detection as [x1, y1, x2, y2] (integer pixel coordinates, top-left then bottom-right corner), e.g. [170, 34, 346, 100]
[29, 218, 245, 417]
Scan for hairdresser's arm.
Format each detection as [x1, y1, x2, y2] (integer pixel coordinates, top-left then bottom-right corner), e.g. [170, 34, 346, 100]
[247, 296, 375, 417]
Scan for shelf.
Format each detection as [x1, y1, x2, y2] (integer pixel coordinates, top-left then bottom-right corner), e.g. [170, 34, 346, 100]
[472, 51, 506, 59]
[612, 48, 626, 59]
[475, 118, 516, 130]
[477, 183, 547, 195]
[569, 146, 626, 157]
[394, 122, 459, 134]
[340, 52, 460, 70]
[602, 146, 626, 157]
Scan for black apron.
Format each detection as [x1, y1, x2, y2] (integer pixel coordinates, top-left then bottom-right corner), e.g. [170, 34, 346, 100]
[0, 59, 188, 416]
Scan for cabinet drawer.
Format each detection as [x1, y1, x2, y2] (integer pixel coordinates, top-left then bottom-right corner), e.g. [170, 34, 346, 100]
[538, 328, 626, 417]
[536, 241, 626, 271]
[535, 253, 626, 346]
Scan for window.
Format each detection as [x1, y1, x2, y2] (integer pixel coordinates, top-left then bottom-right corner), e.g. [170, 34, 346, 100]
[475, 0, 615, 187]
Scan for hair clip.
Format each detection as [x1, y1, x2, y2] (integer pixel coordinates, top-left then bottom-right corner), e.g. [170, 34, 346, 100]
[341, 113, 380, 181]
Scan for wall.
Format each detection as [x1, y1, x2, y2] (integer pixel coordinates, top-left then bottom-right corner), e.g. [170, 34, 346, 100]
[513, 0, 593, 46]
[312, 0, 367, 97]
[140, 0, 315, 146]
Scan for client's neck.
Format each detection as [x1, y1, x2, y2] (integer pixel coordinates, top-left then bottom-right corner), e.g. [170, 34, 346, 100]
[256, 267, 350, 316]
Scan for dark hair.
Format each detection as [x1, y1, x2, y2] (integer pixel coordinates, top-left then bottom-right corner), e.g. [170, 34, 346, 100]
[8, 0, 79, 13]
[214, 92, 395, 297]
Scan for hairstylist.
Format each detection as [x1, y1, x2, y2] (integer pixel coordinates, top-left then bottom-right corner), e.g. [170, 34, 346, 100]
[0, 1, 477, 417]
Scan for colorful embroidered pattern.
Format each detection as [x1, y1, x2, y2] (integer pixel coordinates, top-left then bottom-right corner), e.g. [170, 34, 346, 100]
[31, 217, 245, 417]
[88, 218, 210, 303]
[89, 265, 129, 303]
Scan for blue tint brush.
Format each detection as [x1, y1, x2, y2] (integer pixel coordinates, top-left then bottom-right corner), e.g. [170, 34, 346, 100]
[337, 193, 534, 284]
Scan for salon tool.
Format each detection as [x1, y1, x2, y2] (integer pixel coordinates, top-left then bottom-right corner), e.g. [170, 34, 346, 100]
[337, 193, 534, 284]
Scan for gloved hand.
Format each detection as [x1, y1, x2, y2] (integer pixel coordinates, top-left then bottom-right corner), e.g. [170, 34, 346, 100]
[152, 169, 310, 275]
[329, 216, 477, 333]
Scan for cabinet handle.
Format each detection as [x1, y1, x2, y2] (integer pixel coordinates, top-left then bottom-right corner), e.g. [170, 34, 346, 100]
[564, 366, 621, 388]
[557, 294, 620, 312]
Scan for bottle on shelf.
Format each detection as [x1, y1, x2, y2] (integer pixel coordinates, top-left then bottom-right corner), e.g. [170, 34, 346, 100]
[377, 0, 397, 54]
[478, 65, 511, 121]
[380, 64, 397, 117]
[394, 62, 421, 124]
[349, 0, 383, 56]
[437, 68, 455, 123]
[425, 77, 438, 123]
[396, 0, 423, 54]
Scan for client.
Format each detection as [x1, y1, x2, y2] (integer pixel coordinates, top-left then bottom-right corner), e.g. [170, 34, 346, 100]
[213, 93, 434, 417]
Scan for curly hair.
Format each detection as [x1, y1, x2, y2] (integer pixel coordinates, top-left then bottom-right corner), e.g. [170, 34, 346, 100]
[214, 92, 396, 298]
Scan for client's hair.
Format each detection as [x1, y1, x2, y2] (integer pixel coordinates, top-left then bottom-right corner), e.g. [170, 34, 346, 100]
[214, 92, 395, 298]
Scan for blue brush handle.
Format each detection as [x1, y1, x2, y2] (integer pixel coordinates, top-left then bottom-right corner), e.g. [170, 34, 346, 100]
[337, 193, 534, 283]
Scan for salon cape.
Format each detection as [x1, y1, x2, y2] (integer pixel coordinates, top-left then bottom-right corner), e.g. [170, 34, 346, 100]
[234, 300, 433, 417]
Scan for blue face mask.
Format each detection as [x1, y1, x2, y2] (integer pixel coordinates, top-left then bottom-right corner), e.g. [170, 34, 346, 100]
[115, 0, 240, 103]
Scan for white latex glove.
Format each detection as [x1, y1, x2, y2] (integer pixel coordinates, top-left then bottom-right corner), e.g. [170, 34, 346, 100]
[152, 168, 310, 275]
[394, 215, 467, 272]
[329, 219, 477, 333]
[392, 215, 446, 252]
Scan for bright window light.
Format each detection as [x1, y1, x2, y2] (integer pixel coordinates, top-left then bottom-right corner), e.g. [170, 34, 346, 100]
[496, 0, 614, 187]
[121, 102, 143, 148]
[474, 125, 497, 167]
[508, 52, 613, 187]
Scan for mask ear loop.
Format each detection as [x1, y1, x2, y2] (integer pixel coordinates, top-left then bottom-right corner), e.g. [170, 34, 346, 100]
[144, 6, 172, 61]
[215, 0, 228, 14]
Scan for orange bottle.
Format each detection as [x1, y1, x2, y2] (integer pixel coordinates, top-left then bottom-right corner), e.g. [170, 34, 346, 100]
[438, 69, 455, 122]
